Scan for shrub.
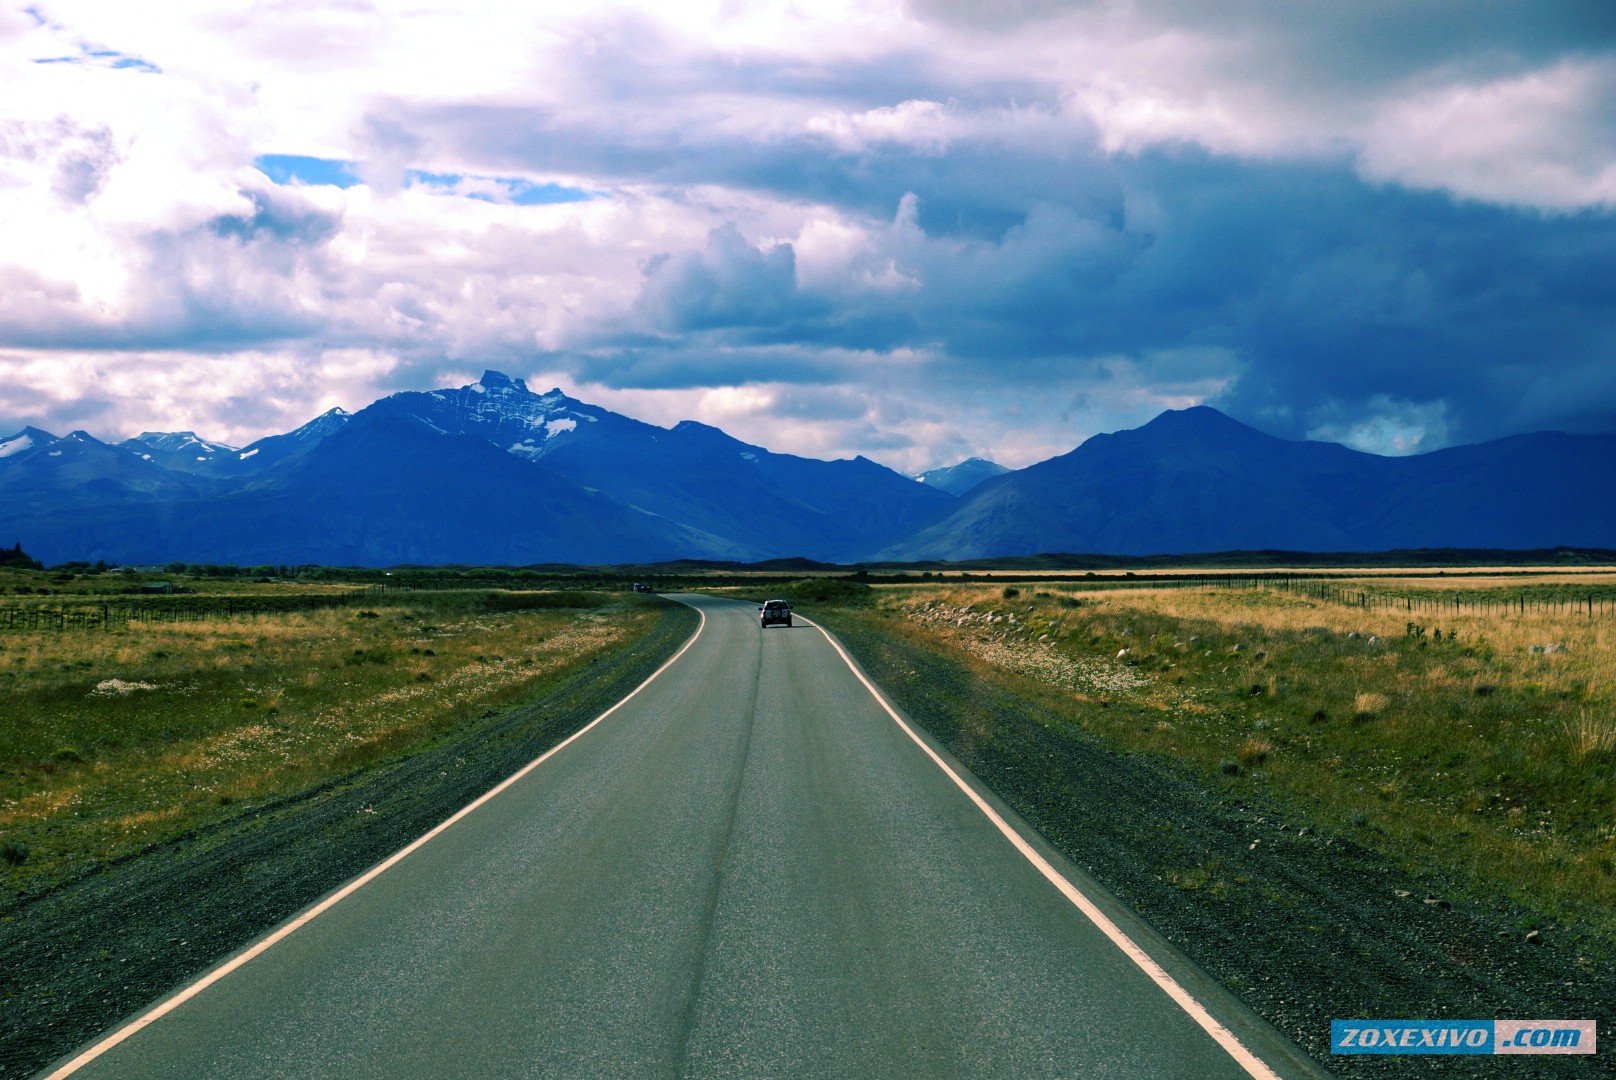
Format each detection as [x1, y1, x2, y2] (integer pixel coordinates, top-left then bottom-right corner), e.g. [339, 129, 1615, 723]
[775, 579, 872, 606]
[482, 591, 606, 612]
[1353, 691, 1389, 721]
[1239, 736, 1272, 765]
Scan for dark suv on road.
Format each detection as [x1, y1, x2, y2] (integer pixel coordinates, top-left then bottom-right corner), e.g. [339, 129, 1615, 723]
[759, 599, 792, 628]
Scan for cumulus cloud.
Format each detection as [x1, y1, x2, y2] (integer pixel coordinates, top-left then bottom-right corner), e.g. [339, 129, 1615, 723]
[1358, 58, 1616, 210]
[1306, 396, 1452, 457]
[632, 223, 810, 335]
[0, 347, 395, 445]
[0, 1, 1612, 473]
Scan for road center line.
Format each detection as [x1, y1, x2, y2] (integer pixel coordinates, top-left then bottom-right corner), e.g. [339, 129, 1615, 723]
[804, 616, 1284, 1080]
[43, 604, 708, 1080]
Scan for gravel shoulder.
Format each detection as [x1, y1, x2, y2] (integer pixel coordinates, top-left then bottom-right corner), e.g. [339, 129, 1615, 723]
[818, 608, 1612, 1079]
[0, 600, 699, 1080]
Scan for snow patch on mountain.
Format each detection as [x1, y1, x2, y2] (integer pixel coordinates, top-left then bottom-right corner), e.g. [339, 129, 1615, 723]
[291, 408, 350, 441]
[0, 432, 36, 458]
[914, 457, 1010, 497]
[131, 431, 239, 454]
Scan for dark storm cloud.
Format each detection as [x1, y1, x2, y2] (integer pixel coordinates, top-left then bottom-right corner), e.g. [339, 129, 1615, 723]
[560, 134, 1616, 448]
[565, 343, 862, 392]
[1111, 153, 1616, 442]
[632, 223, 817, 334]
[10, 3, 1611, 464]
[910, 0, 1616, 69]
[408, 98, 1101, 243]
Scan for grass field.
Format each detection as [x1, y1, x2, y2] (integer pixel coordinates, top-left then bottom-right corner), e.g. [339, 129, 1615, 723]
[0, 588, 658, 906]
[847, 575, 1616, 943]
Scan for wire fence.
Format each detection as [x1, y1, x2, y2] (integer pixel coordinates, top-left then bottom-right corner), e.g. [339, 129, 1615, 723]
[0, 589, 384, 633]
[4, 572, 1613, 633]
[1048, 572, 1616, 619]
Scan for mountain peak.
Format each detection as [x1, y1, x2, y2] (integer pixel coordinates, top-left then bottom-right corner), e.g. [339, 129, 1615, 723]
[1114, 405, 1281, 450]
[915, 456, 1010, 496]
[1143, 405, 1240, 429]
[290, 408, 352, 441]
[0, 427, 56, 460]
[130, 431, 239, 453]
[475, 370, 528, 395]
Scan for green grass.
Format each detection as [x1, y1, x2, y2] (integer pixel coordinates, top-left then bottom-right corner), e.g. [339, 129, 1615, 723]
[854, 578, 1616, 941]
[0, 589, 657, 906]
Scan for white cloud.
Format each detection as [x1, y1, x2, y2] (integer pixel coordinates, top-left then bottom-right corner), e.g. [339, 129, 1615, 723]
[1306, 396, 1451, 456]
[1, 0, 1612, 473]
[0, 346, 395, 444]
[1358, 58, 1616, 211]
[806, 100, 955, 154]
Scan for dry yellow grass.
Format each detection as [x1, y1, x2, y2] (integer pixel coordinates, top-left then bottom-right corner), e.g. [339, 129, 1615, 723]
[0, 593, 657, 901]
[863, 574, 1616, 936]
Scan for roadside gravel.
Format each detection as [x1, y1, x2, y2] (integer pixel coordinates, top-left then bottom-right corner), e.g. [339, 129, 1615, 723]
[819, 609, 1613, 1079]
[0, 600, 698, 1080]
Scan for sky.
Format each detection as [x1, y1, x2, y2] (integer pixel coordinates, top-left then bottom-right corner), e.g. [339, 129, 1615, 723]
[1, 1, 1613, 472]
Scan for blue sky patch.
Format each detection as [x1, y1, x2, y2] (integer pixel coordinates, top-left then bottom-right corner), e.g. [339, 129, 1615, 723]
[32, 40, 160, 73]
[408, 170, 591, 204]
[255, 155, 360, 189]
[507, 179, 592, 205]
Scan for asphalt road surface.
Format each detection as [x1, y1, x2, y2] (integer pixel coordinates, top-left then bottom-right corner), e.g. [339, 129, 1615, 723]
[50, 595, 1327, 1079]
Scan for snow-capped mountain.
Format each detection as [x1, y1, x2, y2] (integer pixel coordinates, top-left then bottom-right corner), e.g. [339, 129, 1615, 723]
[368, 371, 593, 460]
[121, 431, 240, 474]
[0, 427, 52, 460]
[0, 428, 193, 510]
[9, 373, 1612, 567]
[0, 373, 953, 565]
[227, 407, 352, 474]
[364, 371, 956, 562]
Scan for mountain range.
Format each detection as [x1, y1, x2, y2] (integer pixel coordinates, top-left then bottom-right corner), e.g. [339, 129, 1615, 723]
[2, 372, 1613, 566]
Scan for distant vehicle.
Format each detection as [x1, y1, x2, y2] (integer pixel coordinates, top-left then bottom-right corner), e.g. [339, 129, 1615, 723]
[632, 582, 654, 593]
[759, 599, 792, 628]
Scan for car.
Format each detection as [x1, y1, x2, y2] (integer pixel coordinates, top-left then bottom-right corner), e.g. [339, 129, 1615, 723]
[631, 582, 654, 593]
[759, 599, 792, 628]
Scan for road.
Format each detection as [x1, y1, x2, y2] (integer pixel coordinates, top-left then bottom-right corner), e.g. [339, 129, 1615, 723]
[50, 595, 1326, 1079]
